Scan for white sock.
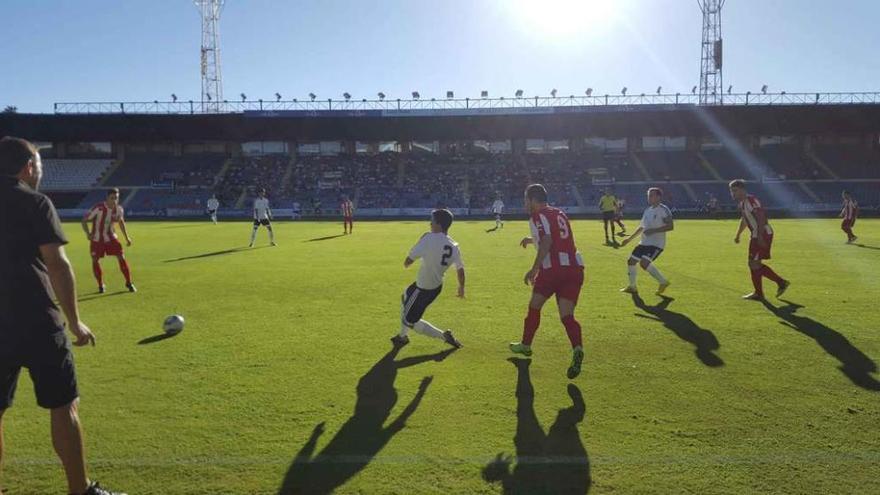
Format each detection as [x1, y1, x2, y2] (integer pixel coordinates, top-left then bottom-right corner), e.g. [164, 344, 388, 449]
[646, 264, 668, 284]
[250, 228, 258, 244]
[414, 320, 444, 340]
[628, 264, 638, 287]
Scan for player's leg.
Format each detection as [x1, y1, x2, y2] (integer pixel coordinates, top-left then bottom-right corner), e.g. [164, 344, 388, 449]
[622, 255, 639, 293]
[50, 400, 90, 495]
[90, 255, 104, 292]
[395, 284, 419, 344]
[609, 216, 616, 239]
[249, 220, 259, 247]
[510, 291, 549, 356]
[0, 365, 22, 495]
[639, 251, 669, 294]
[556, 269, 585, 379]
[266, 221, 276, 246]
[745, 258, 765, 299]
[211, 211, 218, 224]
[114, 253, 134, 291]
[602, 218, 610, 242]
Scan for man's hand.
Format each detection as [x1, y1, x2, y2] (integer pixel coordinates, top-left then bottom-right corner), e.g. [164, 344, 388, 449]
[457, 285, 465, 298]
[85, 232, 92, 241]
[520, 237, 533, 249]
[70, 321, 96, 347]
[620, 236, 632, 247]
[524, 267, 539, 286]
[734, 235, 741, 244]
[125, 237, 133, 247]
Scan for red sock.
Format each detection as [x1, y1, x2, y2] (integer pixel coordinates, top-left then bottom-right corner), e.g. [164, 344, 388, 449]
[761, 264, 784, 285]
[118, 258, 132, 285]
[561, 315, 583, 348]
[750, 268, 763, 295]
[92, 259, 103, 287]
[522, 307, 541, 345]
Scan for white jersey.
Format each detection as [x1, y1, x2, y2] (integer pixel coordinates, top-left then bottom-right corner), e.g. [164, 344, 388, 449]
[408, 232, 464, 290]
[254, 197, 271, 220]
[492, 200, 505, 214]
[639, 203, 673, 249]
[207, 198, 219, 211]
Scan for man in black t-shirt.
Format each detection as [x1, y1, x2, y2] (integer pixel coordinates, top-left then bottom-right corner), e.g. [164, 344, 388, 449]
[0, 137, 124, 495]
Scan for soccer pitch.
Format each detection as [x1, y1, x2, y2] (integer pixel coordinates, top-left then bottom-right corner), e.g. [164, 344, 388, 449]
[3, 218, 879, 494]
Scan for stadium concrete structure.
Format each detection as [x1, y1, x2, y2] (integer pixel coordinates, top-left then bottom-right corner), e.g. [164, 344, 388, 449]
[1, 95, 879, 219]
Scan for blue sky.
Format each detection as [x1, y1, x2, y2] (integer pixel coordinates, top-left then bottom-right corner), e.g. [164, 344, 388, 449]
[1, 0, 878, 112]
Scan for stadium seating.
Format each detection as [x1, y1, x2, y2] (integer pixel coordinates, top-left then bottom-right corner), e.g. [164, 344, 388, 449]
[105, 153, 226, 187]
[41, 159, 113, 190]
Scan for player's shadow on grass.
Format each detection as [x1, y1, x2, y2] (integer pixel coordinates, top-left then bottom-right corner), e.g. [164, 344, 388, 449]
[77, 290, 129, 302]
[483, 358, 591, 495]
[855, 243, 880, 251]
[278, 345, 457, 495]
[304, 234, 347, 242]
[163, 246, 268, 262]
[762, 300, 880, 391]
[137, 332, 179, 345]
[631, 294, 724, 367]
[486, 226, 500, 233]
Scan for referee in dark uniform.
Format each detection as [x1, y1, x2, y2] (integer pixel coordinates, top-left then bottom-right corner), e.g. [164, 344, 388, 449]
[0, 137, 124, 495]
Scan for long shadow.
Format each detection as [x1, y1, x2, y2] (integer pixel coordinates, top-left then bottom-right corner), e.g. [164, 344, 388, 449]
[137, 332, 179, 345]
[855, 243, 880, 251]
[77, 290, 128, 303]
[486, 226, 499, 233]
[631, 294, 724, 367]
[163, 246, 267, 262]
[762, 300, 880, 391]
[483, 358, 591, 495]
[278, 345, 457, 495]
[303, 234, 346, 243]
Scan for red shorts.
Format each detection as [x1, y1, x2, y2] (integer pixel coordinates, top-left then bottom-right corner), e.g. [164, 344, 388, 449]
[344, 216, 353, 221]
[533, 267, 584, 304]
[748, 233, 773, 261]
[90, 238, 123, 258]
[841, 218, 856, 230]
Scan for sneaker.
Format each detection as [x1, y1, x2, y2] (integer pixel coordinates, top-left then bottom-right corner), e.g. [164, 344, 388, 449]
[619, 286, 638, 295]
[390, 335, 410, 347]
[776, 280, 790, 298]
[443, 330, 463, 349]
[81, 481, 127, 495]
[126, 283, 137, 293]
[98, 285, 105, 294]
[742, 292, 764, 301]
[851, 236, 858, 243]
[509, 342, 533, 357]
[656, 282, 670, 295]
[567, 347, 584, 380]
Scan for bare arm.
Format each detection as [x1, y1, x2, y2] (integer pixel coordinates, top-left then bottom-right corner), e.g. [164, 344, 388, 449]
[456, 268, 466, 298]
[404, 257, 415, 268]
[39, 244, 95, 346]
[118, 218, 132, 245]
[620, 226, 644, 247]
[525, 236, 552, 285]
[734, 218, 747, 242]
[80, 217, 91, 239]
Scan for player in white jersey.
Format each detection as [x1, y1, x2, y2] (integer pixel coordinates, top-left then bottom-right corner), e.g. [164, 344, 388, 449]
[391, 209, 465, 349]
[492, 196, 505, 230]
[619, 187, 674, 295]
[249, 189, 276, 247]
[206, 194, 220, 224]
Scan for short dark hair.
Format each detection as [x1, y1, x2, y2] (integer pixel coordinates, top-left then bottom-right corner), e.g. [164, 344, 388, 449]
[728, 179, 747, 189]
[648, 187, 663, 197]
[106, 188, 120, 197]
[0, 136, 38, 176]
[525, 184, 548, 203]
[842, 190, 851, 196]
[431, 208, 454, 232]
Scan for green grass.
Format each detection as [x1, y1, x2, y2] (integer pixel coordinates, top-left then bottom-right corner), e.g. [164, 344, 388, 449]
[3, 218, 879, 494]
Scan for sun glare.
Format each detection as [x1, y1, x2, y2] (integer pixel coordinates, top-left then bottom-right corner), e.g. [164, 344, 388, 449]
[512, 0, 618, 38]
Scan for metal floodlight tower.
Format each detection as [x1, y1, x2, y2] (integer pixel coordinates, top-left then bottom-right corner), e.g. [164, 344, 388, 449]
[195, 0, 225, 112]
[698, 0, 725, 105]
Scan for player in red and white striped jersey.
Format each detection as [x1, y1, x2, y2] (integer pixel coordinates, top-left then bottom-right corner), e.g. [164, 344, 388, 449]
[511, 184, 585, 379]
[340, 196, 354, 234]
[730, 180, 789, 301]
[80, 188, 135, 293]
[839, 191, 859, 244]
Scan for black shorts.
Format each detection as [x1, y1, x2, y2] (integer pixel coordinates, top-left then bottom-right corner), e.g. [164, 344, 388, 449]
[400, 283, 442, 327]
[253, 218, 271, 226]
[495, 213, 502, 220]
[630, 245, 664, 263]
[602, 211, 615, 221]
[0, 332, 79, 410]
[207, 209, 217, 215]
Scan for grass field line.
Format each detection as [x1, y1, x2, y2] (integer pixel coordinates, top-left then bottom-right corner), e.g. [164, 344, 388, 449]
[9, 451, 880, 467]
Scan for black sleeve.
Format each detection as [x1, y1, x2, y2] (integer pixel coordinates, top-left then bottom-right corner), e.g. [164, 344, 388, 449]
[31, 195, 68, 247]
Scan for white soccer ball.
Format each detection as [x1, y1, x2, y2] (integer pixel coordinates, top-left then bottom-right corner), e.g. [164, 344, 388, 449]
[163, 315, 185, 334]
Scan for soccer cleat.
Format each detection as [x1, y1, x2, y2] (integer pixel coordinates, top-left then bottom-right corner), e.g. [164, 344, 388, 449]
[126, 283, 137, 293]
[271, 241, 278, 246]
[509, 342, 533, 357]
[248, 243, 254, 248]
[82, 481, 127, 495]
[619, 286, 638, 295]
[742, 292, 764, 301]
[390, 334, 410, 347]
[98, 285, 105, 294]
[776, 280, 790, 298]
[656, 281, 671, 295]
[567, 347, 584, 380]
[443, 330, 463, 349]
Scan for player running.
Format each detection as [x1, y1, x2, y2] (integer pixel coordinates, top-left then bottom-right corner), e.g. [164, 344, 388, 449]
[206, 194, 219, 224]
[730, 180, 790, 300]
[510, 184, 586, 379]
[249, 189, 276, 247]
[839, 190, 858, 244]
[598, 189, 618, 244]
[391, 209, 465, 349]
[81, 188, 135, 293]
[614, 197, 627, 235]
[492, 196, 505, 230]
[619, 187, 673, 295]
[341, 196, 355, 235]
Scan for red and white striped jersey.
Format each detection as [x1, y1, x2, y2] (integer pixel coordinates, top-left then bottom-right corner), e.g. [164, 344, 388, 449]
[739, 194, 773, 238]
[529, 206, 584, 270]
[85, 203, 124, 242]
[843, 198, 858, 220]
[341, 200, 354, 217]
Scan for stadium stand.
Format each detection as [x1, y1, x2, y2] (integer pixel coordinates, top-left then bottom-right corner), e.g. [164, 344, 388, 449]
[41, 159, 113, 191]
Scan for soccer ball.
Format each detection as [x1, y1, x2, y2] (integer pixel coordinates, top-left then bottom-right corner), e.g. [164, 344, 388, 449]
[163, 315, 185, 335]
